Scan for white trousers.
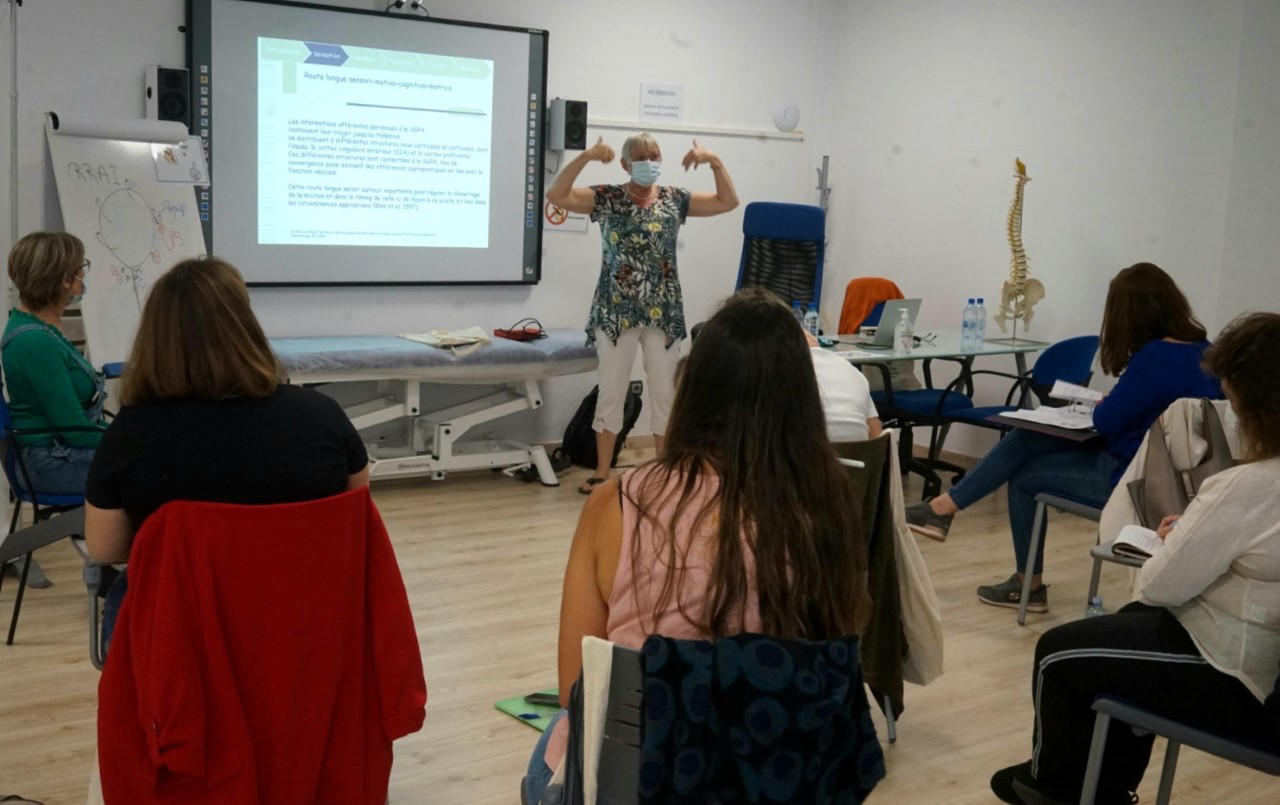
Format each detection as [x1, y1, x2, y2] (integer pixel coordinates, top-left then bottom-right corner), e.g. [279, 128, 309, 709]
[593, 327, 681, 436]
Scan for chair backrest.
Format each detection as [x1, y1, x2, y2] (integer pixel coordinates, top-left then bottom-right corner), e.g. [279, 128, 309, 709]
[1029, 334, 1099, 406]
[0, 380, 85, 510]
[97, 489, 426, 802]
[0, 381, 34, 504]
[834, 434, 904, 713]
[735, 201, 826, 311]
[1267, 660, 1280, 746]
[632, 633, 885, 802]
[0, 391, 17, 491]
[570, 631, 888, 804]
[1125, 398, 1235, 529]
[838, 277, 906, 335]
[597, 644, 644, 804]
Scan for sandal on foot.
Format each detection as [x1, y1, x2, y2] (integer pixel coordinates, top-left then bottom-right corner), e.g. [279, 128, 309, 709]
[578, 477, 606, 495]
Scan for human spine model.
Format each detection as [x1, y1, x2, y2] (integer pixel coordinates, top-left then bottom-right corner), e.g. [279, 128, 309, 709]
[994, 158, 1044, 334]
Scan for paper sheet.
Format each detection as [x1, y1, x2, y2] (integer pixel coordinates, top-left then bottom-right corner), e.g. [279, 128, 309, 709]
[1001, 406, 1095, 430]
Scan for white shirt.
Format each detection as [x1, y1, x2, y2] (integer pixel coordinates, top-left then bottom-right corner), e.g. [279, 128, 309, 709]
[810, 347, 879, 443]
[1138, 457, 1280, 701]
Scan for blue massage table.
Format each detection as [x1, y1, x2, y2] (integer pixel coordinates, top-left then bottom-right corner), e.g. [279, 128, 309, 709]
[271, 330, 597, 485]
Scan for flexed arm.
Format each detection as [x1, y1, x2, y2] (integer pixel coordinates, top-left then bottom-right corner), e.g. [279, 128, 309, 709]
[546, 136, 615, 214]
[684, 139, 739, 217]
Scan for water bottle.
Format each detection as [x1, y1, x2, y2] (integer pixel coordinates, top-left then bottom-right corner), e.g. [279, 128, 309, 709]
[1085, 596, 1108, 618]
[792, 301, 804, 325]
[803, 305, 820, 338]
[894, 307, 914, 353]
[974, 297, 987, 347]
[961, 298, 977, 352]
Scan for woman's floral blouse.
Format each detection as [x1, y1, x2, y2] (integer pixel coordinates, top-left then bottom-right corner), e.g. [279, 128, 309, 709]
[585, 184, 692, 347]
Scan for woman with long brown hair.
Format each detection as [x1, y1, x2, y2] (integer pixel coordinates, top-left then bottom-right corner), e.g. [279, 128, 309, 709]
[523, 288, 870, 802]
[992, 311, 1280, 805]
[84, 258, 368, 644]
[905, 263, 1221, 613]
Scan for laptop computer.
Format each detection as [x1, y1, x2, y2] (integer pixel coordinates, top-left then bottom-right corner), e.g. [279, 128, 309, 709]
[842, 298, 923, 349]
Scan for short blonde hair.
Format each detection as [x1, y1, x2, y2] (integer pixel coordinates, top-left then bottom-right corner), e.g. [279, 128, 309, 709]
[621, 132, 661, 163]
[7, 232, 84, 311]
[121, 258, 281, 404]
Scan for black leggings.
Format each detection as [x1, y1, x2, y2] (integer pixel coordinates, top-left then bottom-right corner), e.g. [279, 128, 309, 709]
[1030, 602, 1273, 797]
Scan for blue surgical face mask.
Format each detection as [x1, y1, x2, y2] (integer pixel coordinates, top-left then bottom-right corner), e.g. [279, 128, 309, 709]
[629, 159, 661, 187]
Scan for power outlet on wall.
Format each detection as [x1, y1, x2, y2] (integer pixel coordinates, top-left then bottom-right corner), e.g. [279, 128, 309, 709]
[629, 381, 644, 396]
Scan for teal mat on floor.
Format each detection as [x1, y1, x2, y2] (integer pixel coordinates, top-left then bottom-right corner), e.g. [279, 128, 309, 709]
[494, 688, 560, 731]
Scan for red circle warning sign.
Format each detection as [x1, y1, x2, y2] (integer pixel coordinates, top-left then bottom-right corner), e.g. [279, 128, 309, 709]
[544, 202, 569, 225]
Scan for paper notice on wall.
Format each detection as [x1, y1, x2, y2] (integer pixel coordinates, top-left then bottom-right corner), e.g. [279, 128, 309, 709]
[639, 83, 684, 123]
[152, 137, 211, 186]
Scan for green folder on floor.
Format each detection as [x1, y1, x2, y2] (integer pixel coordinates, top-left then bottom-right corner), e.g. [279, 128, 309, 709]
[495, 688, 561, 731]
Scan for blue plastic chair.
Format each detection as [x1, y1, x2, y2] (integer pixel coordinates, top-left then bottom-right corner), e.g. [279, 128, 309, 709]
[734, 202, 826, 312]
[869, 364, 977, 501]
[945, 334, 1100, 431]
[0, 387, 89, 645]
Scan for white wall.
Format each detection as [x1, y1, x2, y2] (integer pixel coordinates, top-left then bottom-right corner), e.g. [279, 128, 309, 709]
[1215, 0, 1280, 329]
[0, 0, 821, 442]
[3, 0, 1276, 454]
[812, 0, 1251, 456]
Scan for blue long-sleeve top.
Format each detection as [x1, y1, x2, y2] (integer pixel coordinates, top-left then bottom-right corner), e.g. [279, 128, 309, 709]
[1092, 339, 1222, 480]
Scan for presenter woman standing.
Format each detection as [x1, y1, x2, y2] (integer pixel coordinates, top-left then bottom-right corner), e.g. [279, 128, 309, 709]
[547, 133, 738, 494]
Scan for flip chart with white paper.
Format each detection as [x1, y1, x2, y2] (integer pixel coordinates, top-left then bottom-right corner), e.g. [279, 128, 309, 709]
[45, 112, 207, 365]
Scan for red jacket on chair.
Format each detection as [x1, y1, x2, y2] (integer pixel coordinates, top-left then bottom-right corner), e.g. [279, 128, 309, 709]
[98, 489, 427, 804]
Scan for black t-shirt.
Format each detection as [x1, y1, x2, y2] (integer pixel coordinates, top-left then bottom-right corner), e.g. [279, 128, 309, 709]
[86, 384, 368, 531]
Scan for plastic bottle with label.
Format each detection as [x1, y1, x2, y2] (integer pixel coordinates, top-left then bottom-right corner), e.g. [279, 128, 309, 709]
[974, 297, 987, 347]
[961, 298, 977, 352]
[803, 305, 820, 338]
[894, 308, 914, 354]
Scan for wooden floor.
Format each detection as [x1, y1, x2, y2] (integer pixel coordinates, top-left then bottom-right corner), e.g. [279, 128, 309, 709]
[2, 445, 1278, 804]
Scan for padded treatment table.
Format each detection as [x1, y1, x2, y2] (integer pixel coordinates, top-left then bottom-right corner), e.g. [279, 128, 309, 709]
[272, 330, 597, 485]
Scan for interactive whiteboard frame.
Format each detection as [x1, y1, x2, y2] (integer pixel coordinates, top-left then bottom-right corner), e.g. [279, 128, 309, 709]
[186, 0, 549, 287]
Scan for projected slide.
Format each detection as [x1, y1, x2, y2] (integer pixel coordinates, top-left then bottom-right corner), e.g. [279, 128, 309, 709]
[257, 38, 493, 248]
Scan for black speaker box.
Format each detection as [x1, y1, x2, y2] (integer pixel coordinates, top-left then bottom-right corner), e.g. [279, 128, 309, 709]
[549, 98, 588, 151]
[146, 66, 191, 130]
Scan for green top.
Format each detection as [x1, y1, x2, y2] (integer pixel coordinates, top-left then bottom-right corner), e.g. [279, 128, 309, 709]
[2, 308, 106, 448]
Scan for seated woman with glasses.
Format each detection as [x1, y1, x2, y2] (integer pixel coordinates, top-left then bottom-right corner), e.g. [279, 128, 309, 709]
[2, 233, 104, 587]
[3, 232, 103, 495]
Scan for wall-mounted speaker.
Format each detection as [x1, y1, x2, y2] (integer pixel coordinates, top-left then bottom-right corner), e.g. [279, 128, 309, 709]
[145, 66, 191, 131]
[548, 98, 588, 151]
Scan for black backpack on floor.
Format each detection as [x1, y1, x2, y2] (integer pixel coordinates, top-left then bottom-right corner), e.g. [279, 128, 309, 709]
[556, 385, 643, 470]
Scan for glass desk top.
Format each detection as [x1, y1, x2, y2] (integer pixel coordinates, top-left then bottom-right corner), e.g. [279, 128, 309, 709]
[824, 330, 1047, 363]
